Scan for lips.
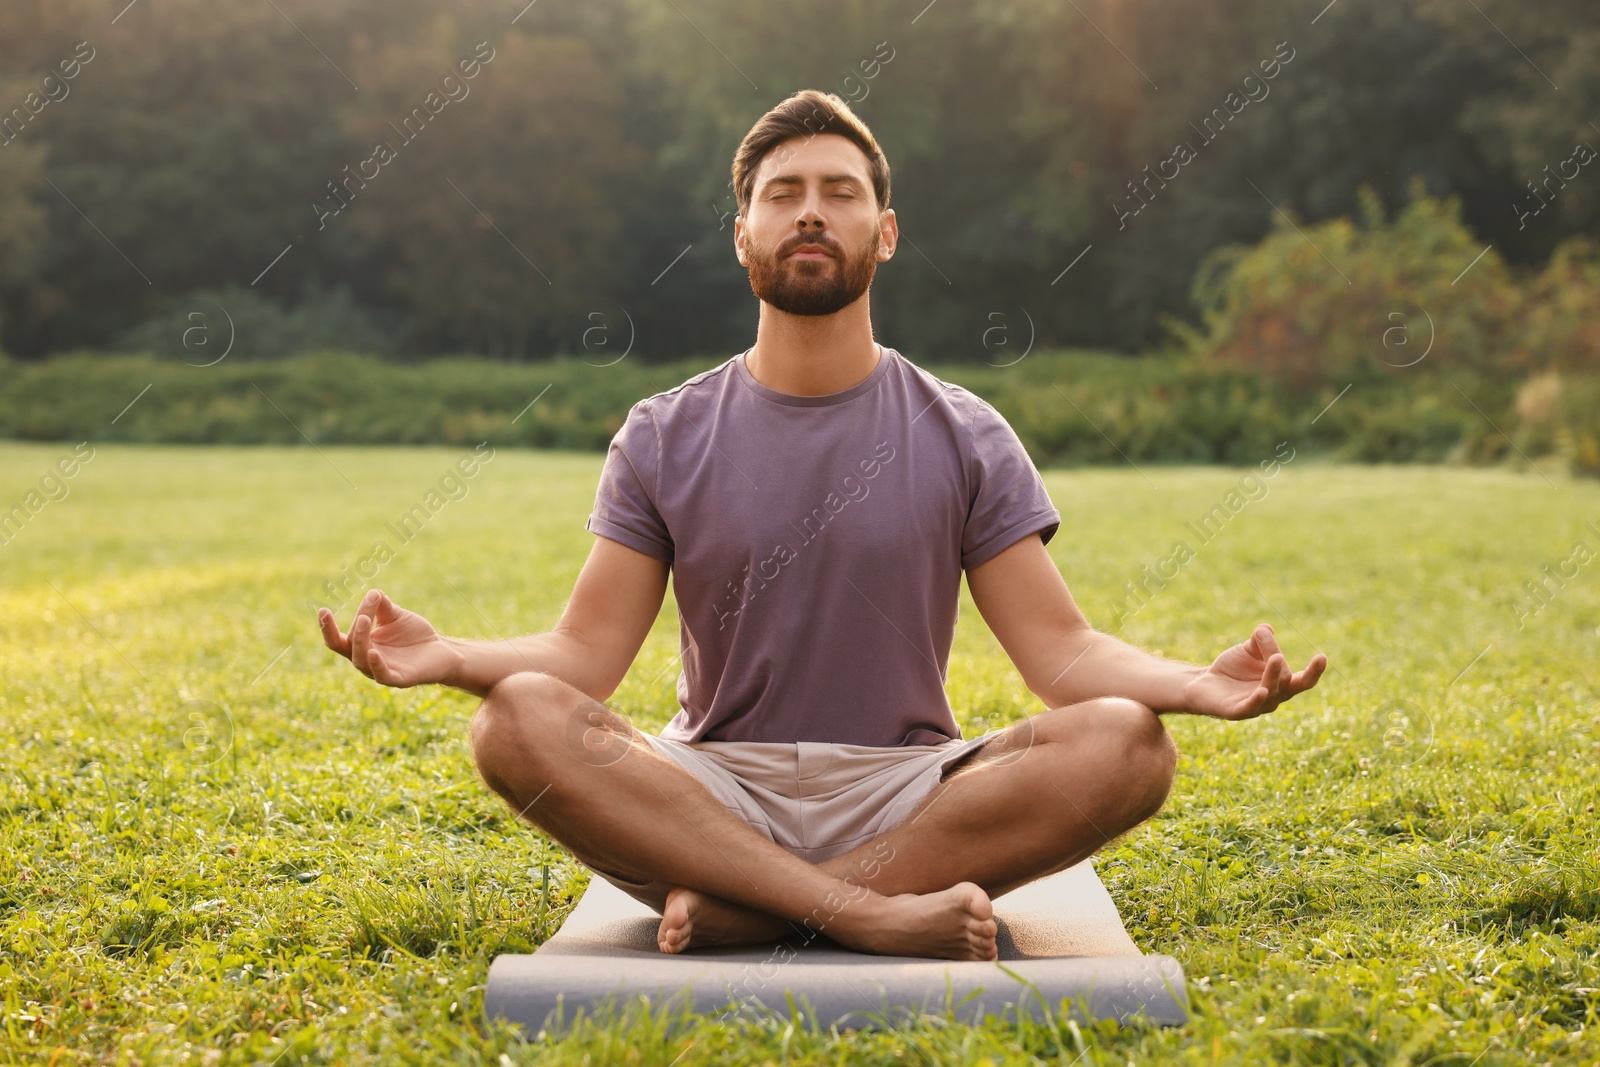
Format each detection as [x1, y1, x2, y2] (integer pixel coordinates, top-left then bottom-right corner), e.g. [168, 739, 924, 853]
[787, 247, 834, 260]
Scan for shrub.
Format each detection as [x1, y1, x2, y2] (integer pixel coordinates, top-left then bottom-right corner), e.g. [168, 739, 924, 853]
[1177, 179, 1523, 391]
[0, 349, 725, 450]
[1565, 376, 1600, 477]
[112, 284, 395, 362]
[1511, 371, 1600, 478]
[1510, 238, 1600, 375]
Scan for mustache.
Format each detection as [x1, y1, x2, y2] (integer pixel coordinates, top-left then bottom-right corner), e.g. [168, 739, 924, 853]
[780, 235, 843, 258]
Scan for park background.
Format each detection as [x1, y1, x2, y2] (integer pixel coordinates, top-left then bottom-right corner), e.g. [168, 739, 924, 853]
[2, 0, 1599, 1064]
[0, 0, 1597, 467]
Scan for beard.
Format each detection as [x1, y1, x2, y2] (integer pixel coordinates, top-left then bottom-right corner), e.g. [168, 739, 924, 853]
[746, 227, 879, 316]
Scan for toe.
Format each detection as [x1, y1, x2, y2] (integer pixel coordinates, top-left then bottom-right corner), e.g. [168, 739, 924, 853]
[963, 883, 994, 920]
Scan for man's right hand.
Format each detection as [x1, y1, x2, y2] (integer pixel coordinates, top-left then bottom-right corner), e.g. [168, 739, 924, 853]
[318, 589, 463, 689]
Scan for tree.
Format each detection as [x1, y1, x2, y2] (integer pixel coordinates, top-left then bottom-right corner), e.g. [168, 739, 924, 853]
[1417, 0, 1600, 256]
[335, 11, 644, 358]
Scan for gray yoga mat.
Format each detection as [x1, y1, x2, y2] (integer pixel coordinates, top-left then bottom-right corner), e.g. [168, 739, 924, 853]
[485, 859, 1188, 1032]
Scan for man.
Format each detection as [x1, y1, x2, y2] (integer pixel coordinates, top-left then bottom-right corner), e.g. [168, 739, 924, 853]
[318, 89, 1326, 962]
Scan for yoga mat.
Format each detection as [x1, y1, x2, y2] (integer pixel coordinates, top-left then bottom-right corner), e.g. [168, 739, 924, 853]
[485, 859, 1188, 1032]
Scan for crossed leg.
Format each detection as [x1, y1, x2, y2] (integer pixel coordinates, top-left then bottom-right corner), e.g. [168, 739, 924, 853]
[658, 694, 1179, 951]
[467, 670, 1175, 959]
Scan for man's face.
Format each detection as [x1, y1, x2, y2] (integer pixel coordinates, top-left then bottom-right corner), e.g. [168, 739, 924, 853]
[735, 133, 896, 317]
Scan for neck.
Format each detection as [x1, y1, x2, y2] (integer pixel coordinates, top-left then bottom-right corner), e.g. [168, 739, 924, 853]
[745, 298, 879, 396]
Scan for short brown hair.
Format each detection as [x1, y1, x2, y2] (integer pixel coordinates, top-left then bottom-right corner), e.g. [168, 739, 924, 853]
[731, 89, 891, 219]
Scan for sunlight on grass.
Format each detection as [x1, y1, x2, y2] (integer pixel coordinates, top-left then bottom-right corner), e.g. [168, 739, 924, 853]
[1, 443, 1597, 1064]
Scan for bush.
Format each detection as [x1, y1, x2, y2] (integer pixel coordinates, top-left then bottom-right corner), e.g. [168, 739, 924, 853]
[0, 347, 1524, 470]
[0, 349, 726, 450]
[1564, 376, 1600, 477]
[1511, 371, 1600, 478]
[1176, 179, 1523, 391]
[1171, 179, 1600, 477]
[112, 284, 395, 362]
[0, 346, 1583, 475]
[954, 352, 1296, 466]
[1511, 239, 1600, 375]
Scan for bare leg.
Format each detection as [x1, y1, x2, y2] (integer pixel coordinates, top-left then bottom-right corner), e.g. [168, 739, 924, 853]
[468, 671, 998, 960]
[661, 697, 1177, 949]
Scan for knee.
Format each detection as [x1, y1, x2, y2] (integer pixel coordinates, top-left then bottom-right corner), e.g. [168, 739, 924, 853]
[469, 670, 566, 780]
[1080, 697, 1177, 818]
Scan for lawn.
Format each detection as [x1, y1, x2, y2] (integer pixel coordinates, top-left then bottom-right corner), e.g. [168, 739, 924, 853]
[1, 441, 1597, 1065]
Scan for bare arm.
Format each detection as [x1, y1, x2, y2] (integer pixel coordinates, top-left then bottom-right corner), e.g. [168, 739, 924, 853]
[319, 535, 670, 701]
[965, 533, 1325, 718]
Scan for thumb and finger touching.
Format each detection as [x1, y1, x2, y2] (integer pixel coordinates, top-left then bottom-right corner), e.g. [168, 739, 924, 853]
[1231, 652, 1287, 719]
[1207, 627, 1327, 720]
[317, 592, 425, 688]
[372, 590, 405, 624]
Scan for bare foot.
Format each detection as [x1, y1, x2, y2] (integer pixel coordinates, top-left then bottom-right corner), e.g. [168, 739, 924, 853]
[828, 883, 998, 961]
[657, 886, 794, 954]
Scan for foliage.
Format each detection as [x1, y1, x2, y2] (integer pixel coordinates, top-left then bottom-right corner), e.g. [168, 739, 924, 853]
[0, 0, 1591, 360]
[1173, 178, 1600, 477]
[1, 447, 1597, 1063]
[0, 141, 46, 288]
[1512, 239, 1600, 375]
[0, 350, 726, 450]
[1512, 371, 1600, 479]
[1563, 376, 1600, 477]
[0, 139, 46, 349]
[111, 285, 394, 362]
[1178, 180, 1523, 390]
[1415, 0, 1600, 258]
[0, 348, 1521, 472]
[334, 14, 648, 358]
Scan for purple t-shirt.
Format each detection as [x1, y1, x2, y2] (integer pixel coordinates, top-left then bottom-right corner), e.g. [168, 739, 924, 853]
[584, 344, 1060, 747]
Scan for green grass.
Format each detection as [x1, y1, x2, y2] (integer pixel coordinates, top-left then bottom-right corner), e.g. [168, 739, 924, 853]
[2, 442, 1597, 1065]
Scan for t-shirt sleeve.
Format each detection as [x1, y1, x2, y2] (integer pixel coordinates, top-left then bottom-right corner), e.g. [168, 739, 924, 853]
[585, 401, 674, 563]
[960, 396, 1061, 570]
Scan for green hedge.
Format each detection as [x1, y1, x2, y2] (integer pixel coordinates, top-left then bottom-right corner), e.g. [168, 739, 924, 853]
[0, 350, 723, 452]
[0, 347, 1559, 471]
[7, 184, 1593, 473]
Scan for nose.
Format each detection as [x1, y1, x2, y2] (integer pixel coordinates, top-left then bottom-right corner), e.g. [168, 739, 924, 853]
[796, 191, 826, 231]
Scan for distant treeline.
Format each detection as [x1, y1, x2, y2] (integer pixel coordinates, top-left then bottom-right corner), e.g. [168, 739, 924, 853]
[12, 177, 1600, 476]
[9, 174, 1596, 475]
[4, 348, 1592, 476]
[0, 0, 1595, 362]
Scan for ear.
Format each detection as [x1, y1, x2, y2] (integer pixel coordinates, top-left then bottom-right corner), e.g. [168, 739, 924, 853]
[876, 207, 897, 262]
[734, 214, 747, 264]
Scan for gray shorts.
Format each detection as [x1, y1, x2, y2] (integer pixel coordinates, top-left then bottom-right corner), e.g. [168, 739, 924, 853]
[593, 731, 993, 897]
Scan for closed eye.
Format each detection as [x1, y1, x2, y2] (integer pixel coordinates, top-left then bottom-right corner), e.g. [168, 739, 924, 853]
[767, 189, 860, 201]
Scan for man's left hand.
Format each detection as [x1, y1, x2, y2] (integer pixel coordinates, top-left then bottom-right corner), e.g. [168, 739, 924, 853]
[1179, 623, 1327, 720]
